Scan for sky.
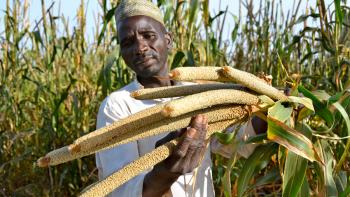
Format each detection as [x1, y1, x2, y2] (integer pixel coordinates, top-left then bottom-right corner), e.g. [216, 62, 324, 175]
[0, 0, 342, 43]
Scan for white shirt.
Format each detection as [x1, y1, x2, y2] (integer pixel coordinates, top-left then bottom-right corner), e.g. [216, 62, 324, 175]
[96, 80, 215, 197]
[95, 80, 257, 197]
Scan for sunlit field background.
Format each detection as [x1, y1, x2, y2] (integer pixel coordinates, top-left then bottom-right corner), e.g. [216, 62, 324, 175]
[1, 0, 350, 196]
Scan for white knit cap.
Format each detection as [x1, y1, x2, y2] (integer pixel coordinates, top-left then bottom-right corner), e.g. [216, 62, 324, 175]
[115, 0, 164, 26]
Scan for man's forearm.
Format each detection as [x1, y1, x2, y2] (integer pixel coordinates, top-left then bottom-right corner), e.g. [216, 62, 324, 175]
[142, 163, 180, 197]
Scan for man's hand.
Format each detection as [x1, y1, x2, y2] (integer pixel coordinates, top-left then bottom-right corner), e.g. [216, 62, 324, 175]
[142, 114, 208, 197]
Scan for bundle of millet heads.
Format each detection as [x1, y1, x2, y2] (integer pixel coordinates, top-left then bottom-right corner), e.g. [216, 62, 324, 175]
[37, 66, 288, 197]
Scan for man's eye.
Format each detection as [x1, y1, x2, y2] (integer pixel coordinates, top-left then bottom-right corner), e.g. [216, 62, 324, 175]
[145, 34, 156, 40]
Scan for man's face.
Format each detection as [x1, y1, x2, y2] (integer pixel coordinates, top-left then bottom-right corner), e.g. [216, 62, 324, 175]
[117, 15, 172, 78]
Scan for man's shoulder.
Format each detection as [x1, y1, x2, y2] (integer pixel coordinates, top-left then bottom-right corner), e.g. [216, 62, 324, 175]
[105, 81, 139, 103]
[98, 81, 140, 114]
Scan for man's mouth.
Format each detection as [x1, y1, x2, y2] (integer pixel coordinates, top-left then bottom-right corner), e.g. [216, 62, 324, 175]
[134, 56, 155, 66]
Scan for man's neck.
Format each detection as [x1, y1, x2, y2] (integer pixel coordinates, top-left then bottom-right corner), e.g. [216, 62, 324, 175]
[137, 64, 174, 88]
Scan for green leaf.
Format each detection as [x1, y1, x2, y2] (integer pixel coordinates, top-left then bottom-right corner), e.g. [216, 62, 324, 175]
[295, 13, 320, 24]
[171, 51, 185, 69]
[258, 95, 275, 106]
[267, 101, 320, 162]
[315, 140, 338, 197]
[282, 151, 308, 197]
[231, 18, 239, 43]
[339, 185, 350, 197]
[328, 92, 343, 104]
[268, 101, 293, 123]
[332, 102, 350, 137]
[32, 30, 44, 46]
[98, 6, 117, 46]
[333, 98, 350, 171]
[334, 0, 343, 26]
[335, 171, 348, 194]
[249, 168, 280, 190]
[237, 143, 277, 197]
[312, 90, 331, 101]
[267, 117, 321, 163]
[222, 154, 237, 197]
[297, 107, 314, 122]
[209, 11, 225, 25]
[298, 85, 334, 131]
[185, 51, 195, 66]
[192, 42, 207, 64]
[297, 177, 310, 197]
[245, 133, 267, 144]
[188, 0, 199, 27]
[213, 132, 236, 145]
[288, 96, 314, 111]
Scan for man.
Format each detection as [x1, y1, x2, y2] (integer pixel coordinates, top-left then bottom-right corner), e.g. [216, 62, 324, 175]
[96, 0, 259, 196]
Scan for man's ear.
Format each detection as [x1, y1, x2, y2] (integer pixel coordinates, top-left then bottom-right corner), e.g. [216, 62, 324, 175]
[164, 32, 173, 50]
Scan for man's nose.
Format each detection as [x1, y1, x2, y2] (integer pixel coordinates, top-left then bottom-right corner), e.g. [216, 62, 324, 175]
[135, 38, 148, 55]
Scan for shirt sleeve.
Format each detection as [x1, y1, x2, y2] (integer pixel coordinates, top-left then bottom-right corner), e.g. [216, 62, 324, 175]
[95, 98, 146, 197]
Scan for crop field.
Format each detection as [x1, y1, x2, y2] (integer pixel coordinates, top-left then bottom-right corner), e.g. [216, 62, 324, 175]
[0, 0, 349, 196]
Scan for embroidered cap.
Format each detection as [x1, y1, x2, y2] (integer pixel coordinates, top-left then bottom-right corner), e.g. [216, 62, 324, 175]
[115, 0, 164, 26]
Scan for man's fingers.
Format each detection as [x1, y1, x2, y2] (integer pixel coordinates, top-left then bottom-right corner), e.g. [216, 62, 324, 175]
[189, 146, 206, 170]
[173, 128, 196, 158]
[155, 128, 186, 148]
[190, 115, 202, 128]
[198, 115, 208, 139]
[189, 114, 208, 139]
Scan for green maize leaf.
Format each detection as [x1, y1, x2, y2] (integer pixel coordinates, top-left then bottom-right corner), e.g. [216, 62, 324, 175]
[97, 6, 117, 46]
[213, 132, 236, 145]
[334, 0, 343, 26]
[278, 146, 287, 177]
[192, 42, 207, 63]
[298, 85, 334, 131]
[231, 15, 239, 43]
[295, 13, 320, 24]
[201, 0, 209, 26]
[328, 92, 343, 105]
[282, 151, 308, 197]
[335, 171, 348, 194]
[249, 168, 280, 190]
[32, 30, 44, 46]
[312, 90, 331, 101]
[297, 107, 314, 122]
[188, 0, 199, 28]
[237, 143, 277, 197]
[258, 95, 275, 107]
[315, 140, 338, 197]
[209, 11, 225, 25]
[185, 51, 195, 66]
[297, 122, 313, 139]
[288, 96, 314, 111]
[171, 51, 185, 69]
[268, 101, 293, 123]
[223, 153, 237, 197]
[332, 102, 350, 137]
[214, 124, 242, 145]
[297, 177, 310, 197]
[339, 185, 350, 197]
[334, 101, 350, 171]
[267, 117, 321, 163]
[245, 133, 267, 144]
[267, 101, 321, 162]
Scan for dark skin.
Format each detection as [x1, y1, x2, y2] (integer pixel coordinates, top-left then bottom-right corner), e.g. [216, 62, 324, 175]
[117, 15, 267, 196]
